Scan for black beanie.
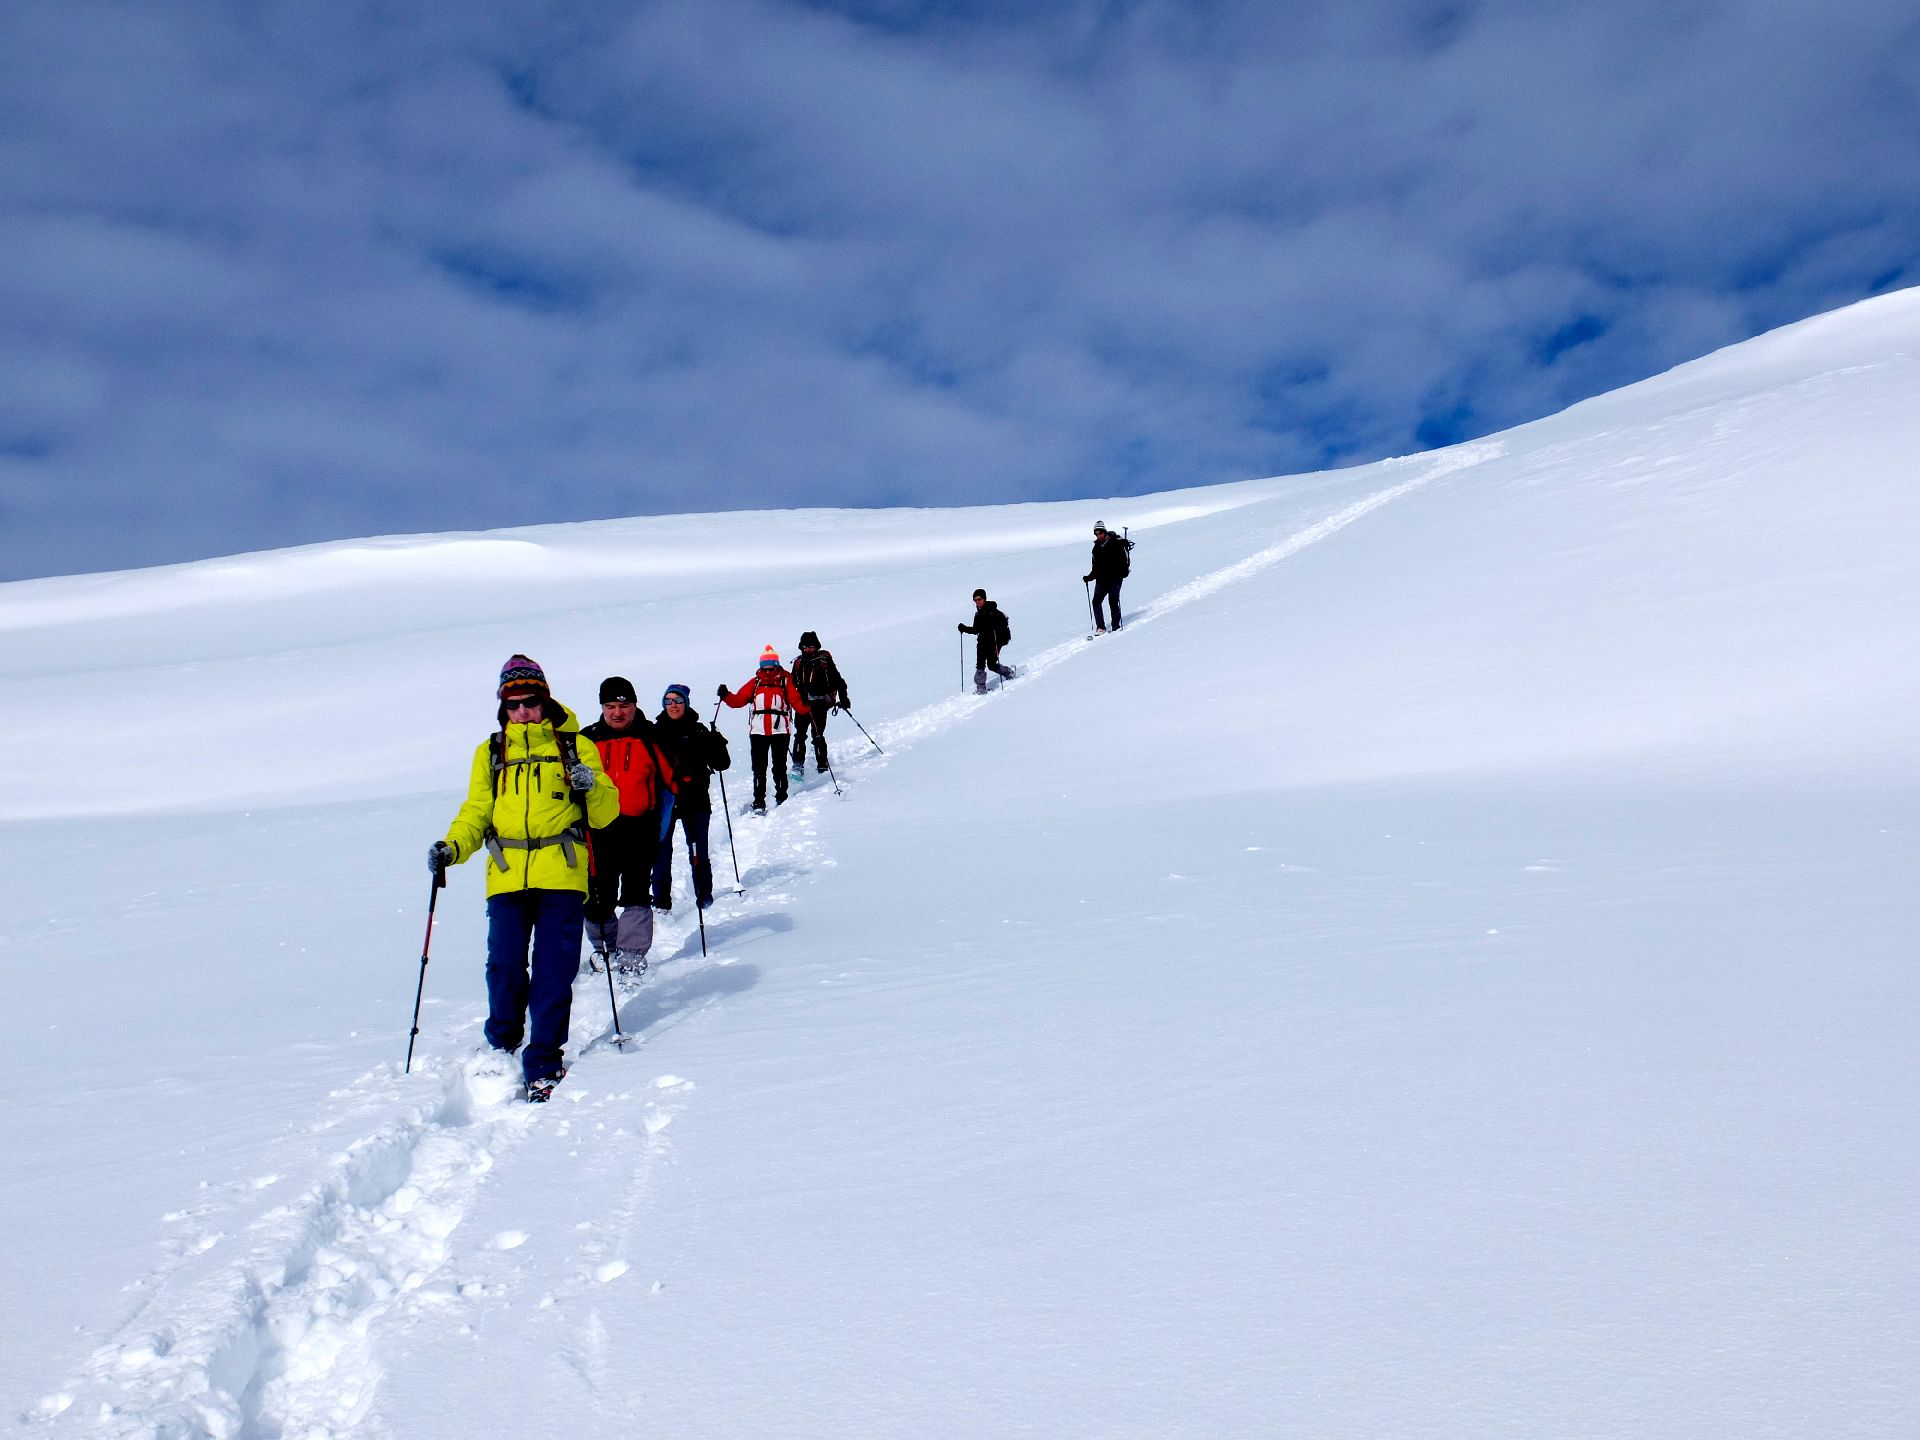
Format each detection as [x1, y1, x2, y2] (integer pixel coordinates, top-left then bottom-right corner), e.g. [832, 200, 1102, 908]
[599, 676, 637, 704]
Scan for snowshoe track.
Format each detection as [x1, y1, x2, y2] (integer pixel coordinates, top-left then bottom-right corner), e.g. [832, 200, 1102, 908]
[24, 451, 1483, 1436]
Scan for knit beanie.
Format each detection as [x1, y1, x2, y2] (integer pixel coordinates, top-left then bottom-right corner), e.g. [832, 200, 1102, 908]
[599, 675, 637, 705]
[798, 630, 821, 650]
[497, 654, 549, 697]
[758, 645, 781, 669]
[662, 683, 691, 707]
[1093, 521, 1107, 534]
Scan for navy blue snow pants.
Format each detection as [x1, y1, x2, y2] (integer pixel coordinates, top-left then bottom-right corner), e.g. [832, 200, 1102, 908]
[652, 806, 715, 909]
[485, 888, 585, 1083]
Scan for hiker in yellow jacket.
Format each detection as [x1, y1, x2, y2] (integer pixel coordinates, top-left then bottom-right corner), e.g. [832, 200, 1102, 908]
[429, 655, 617, 1101]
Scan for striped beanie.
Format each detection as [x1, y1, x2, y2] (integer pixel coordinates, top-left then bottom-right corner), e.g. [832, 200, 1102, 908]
[758, 645, 781, 669]
[497, 654, 549, 697]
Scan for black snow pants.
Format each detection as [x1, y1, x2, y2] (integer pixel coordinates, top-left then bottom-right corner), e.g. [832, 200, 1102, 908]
[791, 707, 831, 771]
[749, 732, 789, 806]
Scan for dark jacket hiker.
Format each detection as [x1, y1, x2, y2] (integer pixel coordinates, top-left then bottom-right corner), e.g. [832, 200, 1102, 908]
[651, 683, 729, 910]
[789, 630, 850, 774]
[1084, 521, 1132, 631]
[958, 589, 1015, 693]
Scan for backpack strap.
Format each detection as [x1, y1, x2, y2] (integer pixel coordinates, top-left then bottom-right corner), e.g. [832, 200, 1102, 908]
[482, 725, 591, 871]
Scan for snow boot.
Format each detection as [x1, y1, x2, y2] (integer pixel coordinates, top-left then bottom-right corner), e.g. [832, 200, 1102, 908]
[525, 1067, 566, 1104]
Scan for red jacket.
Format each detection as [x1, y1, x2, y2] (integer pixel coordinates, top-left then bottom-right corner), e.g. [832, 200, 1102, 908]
[722, 669, 810, 736]
[581, 719, 674, 817]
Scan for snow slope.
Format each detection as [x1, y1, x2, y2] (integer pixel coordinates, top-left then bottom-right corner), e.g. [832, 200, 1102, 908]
[4, 289, 1918, 1437]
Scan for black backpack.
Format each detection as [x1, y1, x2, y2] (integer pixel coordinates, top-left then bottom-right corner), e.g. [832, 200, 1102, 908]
[996, 608, 1012, 647]
[1117, 533, 1133, 577]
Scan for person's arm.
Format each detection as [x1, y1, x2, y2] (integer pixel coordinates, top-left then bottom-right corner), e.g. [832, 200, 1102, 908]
[788, 677, 810, 715]
[719, 678, 752, 708]
[441, 742, 495, 863]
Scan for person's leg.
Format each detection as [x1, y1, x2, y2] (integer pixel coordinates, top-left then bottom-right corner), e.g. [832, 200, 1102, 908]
[1091, 579, 1111, 631]
[811, 709, 830, 769]
[584, 824, 624, 956]
[790, 715, 810, 774]
[484, 892, 535, 1053]
[1107, 578, 1123, 629]
[522, 889, 585, 1083]
[749, 733, 770, 807]
[614, 819, 658, 959]
[686, 808, 714, 907]
[773, 731, 791, 803]
[648, 814, 679, 913]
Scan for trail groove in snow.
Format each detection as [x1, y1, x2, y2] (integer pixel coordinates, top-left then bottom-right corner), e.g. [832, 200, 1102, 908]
[26, 459, 1479, 1438]
[869, 444, 1500, 754]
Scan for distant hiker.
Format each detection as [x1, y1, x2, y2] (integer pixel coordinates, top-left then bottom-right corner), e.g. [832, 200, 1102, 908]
[581, 676, 674, 975]
[651, 683, 730, 911]
[718, 646, 810, 812]
[958, 589, 1015, 693]
[428, 655, 615, 1102]
[789, 631, 850, 778]
[1084, 521, 1132, 633]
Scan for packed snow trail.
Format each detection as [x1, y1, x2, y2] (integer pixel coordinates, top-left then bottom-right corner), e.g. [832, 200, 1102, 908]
[22, 465, 1453, 1437]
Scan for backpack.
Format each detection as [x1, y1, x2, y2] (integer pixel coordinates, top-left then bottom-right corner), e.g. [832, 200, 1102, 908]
[490, 726, 586, 824]
[996, 609, 1012, 648]
[794, 651, 840, 703]
[1117, 533, 1133, 577]
[485, 725, 592, 872]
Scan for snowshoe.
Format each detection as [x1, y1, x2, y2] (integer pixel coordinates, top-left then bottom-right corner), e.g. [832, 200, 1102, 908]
[613, 949, 649, 979]
[525, 1069, 566, 1104]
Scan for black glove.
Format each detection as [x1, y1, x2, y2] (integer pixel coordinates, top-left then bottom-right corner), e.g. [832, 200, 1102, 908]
[838, 696, 850, 712]
[567, 763, 596, 793]
[428, 841, 454, 875]
[956, 623, 966, 633]
[716, 683, 730, 699]
[1083, 573, 1093, 582]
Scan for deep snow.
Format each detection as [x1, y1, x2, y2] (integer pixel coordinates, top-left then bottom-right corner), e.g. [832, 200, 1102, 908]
[3, 290, 1918, 1438]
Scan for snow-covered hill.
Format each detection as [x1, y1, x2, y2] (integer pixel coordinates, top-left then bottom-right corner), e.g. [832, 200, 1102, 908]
[5, 290, 1918, 1438]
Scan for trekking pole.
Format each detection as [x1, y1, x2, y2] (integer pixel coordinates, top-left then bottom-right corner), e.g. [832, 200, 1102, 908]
[710, 701, 745, 894]
[960, 634, 967, 694]
[1084, 577, 1098, 633]
[842, 707, 885, 755]
[691, 838, 709, 957]
[404, 865, 446, 1074]
[823, 749, 842, 797]
[604, 948, 628, 1046]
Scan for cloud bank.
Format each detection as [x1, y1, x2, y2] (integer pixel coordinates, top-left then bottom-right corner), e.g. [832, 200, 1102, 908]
[2, 0, 1916, 578]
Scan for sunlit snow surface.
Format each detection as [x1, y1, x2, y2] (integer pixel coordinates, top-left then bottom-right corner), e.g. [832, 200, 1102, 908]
[4, 291, 1918, 1437]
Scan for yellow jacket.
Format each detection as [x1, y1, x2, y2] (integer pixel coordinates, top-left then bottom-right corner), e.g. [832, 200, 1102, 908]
[441, 704, 619, 896]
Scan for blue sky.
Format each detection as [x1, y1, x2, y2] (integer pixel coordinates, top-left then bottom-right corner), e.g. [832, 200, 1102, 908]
[1, 0, 1915, 580]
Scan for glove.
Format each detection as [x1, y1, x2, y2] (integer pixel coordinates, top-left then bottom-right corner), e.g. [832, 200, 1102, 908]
[716, 683, 730, 699]
[428, 840, 454, 875]
[956, 623, 965, 633]
[567, 763, 596, 793]
[1083, 573, 1093, 582]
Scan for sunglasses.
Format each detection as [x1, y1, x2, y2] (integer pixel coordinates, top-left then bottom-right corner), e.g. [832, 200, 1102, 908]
[664, 696, 687, 706]
[503, 695, 544, 711]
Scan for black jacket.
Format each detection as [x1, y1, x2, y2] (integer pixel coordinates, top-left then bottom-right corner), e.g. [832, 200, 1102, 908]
[959, 601, 1011, 659]
[650, 709, 731, 812]
[792, 650, 849, 710]
[1087, 533, 1130, 582]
